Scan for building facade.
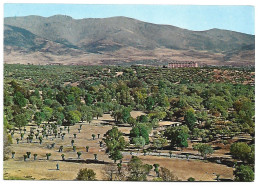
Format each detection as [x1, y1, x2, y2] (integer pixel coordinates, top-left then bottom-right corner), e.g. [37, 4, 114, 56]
[168, 61, 198, 68]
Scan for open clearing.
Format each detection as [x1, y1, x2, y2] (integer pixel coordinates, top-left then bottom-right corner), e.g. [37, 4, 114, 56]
[4, 112, 234, 181]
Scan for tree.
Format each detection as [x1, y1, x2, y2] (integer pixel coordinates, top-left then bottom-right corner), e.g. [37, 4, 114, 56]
[234, 165, 254, 182]
[46, 153, 51, 160]
[193, 143, 214, 159]
[39, 136, 43, 144]
[117, 163, 122, 174]
[247, 145, 255, 164]
[26, 152, 31, 158]
[66, 110, 81, 125]
[230, 142, 251, 162]
[103, 127, 126, 163]
[84, 93, 94, 106]
[11, 151, 15, 159]
[53, 111, 64, 126]
[77, 152, 82, 159]
[127, 156, 150, 181]
[66, 94, 75, 105]
[130, 124, 149, 144]
[121, 107, 131, 123]
[133, 136, 146, 149]
[13, 92, 27, 107]
[112, 106, 131, 123]
[184, 108, 197, 130]
[86, 111, 93, 124]
[136, 115, 149, 123]
[191, 128, 206, 140]
[14, 113, 29, 130]
[93, 107, 103, 119]
[159, 167, 178, 181]
[153, 164, 160, 177]
[78, 105, 92, 122]
[169, 151, 172, 158]
[42, 106, 53, 123]
[59, 146, 63, 152]
[127, 117, 136, 126]
[164, 126, 189, 149]
[153, 137, 168, 151]
[233, 97, 254, 126]
[146, 96, 155, 111]
[34, 112, 45, 126]
[76, 168, 96, 180]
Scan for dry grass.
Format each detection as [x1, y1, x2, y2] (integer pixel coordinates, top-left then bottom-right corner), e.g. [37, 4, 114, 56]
[4, 112, 234, 181]
[139, 155, 233, 181]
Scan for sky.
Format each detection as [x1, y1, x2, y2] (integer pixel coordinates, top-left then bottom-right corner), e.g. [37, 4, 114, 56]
[4, 4, 255, 35]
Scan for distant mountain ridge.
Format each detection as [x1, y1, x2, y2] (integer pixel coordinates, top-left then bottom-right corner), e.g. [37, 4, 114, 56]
[4, 15, 255, 66]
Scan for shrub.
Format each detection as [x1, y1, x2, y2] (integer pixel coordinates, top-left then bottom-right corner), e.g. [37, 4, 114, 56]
[76, 168, 96, 180]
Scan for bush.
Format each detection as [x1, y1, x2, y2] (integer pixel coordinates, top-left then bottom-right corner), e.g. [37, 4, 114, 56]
[234, 165, 254, 182]
[230, 142, 251, 162]
[187, 177, 195, 181]
[76, 168, 96, 181]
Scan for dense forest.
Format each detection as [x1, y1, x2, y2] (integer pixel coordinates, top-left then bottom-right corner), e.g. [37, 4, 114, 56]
[4, 64, 255, 181]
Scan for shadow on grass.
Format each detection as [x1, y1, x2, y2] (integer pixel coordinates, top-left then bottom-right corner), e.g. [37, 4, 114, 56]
[63, 159, 111, 164]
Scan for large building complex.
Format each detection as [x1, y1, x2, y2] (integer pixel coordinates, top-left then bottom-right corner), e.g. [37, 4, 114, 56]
[168, 61, 198, 68]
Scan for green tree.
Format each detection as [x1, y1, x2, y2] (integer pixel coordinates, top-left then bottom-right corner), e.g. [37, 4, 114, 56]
[42, 106, 53, 123]
[153, 137, 168, 151]
[121, 107, 131, 123]
[146, 96, 155, 111]
[103, 127, 126, 163]
[127, 156, 150, 181]
[233, 97, 254, 127]
[53, 111, 64, 126]
[14, 113, 29, 130]
[84, 93, 94, 106]
[13, 92, 27, 108]
[34, 112, 45, 126]
[78, 105, 92, 122]
[192, 143, 214, 159]
[184, 108, 197, 130]
[153, 164, 160, 177]
[164, 126, 189, 149]
[66, 110, 81, 125]
[230, 142, 251, 162]
[234, 165, 254, 182]
[93, 107, 103, 119]
[130, 124, 150, 144]
[133, 136, 146, 149]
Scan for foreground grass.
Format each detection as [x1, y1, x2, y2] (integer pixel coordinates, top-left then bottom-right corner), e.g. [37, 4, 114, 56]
[4, 175, 35, 180]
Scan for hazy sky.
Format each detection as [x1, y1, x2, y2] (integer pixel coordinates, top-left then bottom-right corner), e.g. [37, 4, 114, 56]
[4, 4, 255, 35]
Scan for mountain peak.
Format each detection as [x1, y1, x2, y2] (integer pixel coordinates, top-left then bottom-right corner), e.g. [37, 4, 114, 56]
[48, 14, 73, 20]
[4, 15, 255, 66]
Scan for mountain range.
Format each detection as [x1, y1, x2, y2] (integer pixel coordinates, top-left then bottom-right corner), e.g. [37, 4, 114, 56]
[4, 15, 255, 66]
